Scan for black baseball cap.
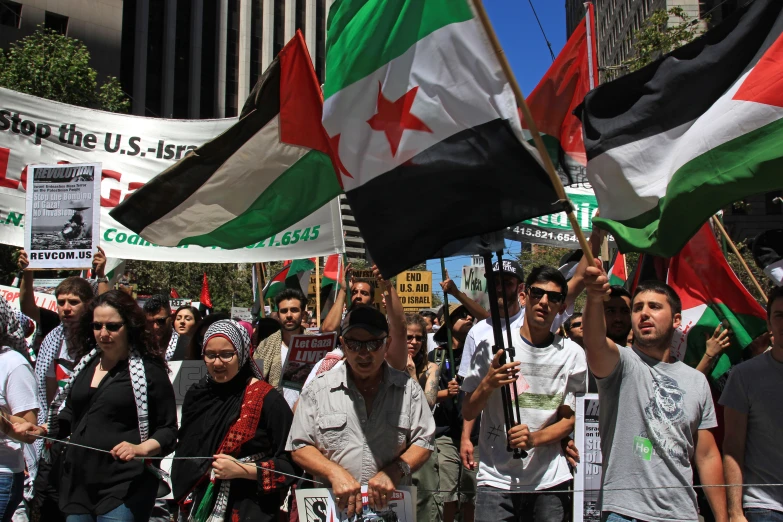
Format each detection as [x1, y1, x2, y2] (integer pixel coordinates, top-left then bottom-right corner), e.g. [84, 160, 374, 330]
[340, 305, 389, 337]
[487, 259, 524, 282]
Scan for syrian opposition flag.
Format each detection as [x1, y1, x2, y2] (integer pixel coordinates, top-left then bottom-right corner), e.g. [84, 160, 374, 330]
[323, 0, 565, 277]
[668, 224, 768, 379]
[580, 0, 783, 257]
[608, 252, 627, 287]
[110, 32, 341, 248]
[523, 2, 597, 181]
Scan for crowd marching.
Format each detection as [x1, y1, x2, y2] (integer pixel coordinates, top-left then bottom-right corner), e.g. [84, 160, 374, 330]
[0, 218, 779, 522]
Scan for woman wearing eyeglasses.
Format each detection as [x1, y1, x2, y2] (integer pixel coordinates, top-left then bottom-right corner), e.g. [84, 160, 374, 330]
[172, 320, 299, 522]
[50, 290, 177, 522]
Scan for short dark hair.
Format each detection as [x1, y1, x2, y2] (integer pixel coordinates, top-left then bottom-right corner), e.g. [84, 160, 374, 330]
[420, 310, 437, 321]
[766, 286, 783, 320]
[275, 288, 307, 310]
[70, 290, 160, 360]
[609, 285, 632, 301]
[565, 313, 582, 330]
[55, 276, 94, 302]
[143, 294, 171, 316]
[525, 265, 568, 296]
[632, 280, 682, 315]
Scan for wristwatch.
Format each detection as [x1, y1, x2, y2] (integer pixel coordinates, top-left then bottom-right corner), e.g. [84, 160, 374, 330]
[396, 459, 411, 478]
[95, 276, 109, 283]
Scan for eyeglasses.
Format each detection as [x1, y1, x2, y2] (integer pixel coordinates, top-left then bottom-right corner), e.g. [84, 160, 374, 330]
[343, 337, 387, 352]
[406, 335, 424, 342]
[151, 318, 169, 326]
[451, 309, 471, 321]
[203, 351, 237, 363]
[527, 287, 566, 304]
[569, 322, 582, 329]
[92, 322, 124, 332]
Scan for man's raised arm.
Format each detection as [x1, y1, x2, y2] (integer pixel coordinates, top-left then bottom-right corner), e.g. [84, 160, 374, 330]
[582, 259, 620, 378]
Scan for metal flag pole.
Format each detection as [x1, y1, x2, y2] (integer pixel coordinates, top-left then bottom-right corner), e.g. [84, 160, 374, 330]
[482, 249, 527, 459]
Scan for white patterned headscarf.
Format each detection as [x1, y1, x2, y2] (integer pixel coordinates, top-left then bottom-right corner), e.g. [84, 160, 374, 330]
[202, 320, 263, 380]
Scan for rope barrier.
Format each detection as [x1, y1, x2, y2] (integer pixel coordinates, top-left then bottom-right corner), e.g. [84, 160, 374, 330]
[19, 433, 783, 496]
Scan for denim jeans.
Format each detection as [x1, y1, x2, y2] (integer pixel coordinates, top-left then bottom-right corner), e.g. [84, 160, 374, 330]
[0, 473, 24, 522]
[746, 509, 783, 522]
[603, 513, 641, 522]
[475, 482, 571, 522]
[64, 487, 155, 522]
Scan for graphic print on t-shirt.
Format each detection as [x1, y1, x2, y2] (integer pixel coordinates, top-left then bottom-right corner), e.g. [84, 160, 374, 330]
[640, 373, 688, 466]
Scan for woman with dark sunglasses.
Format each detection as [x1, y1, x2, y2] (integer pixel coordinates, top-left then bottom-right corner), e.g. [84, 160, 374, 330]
[172, 320, 298, 522]
[48, 290, 177, 522]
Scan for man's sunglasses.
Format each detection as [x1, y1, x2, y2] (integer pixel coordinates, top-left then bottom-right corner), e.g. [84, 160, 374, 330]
[569, 322, 582, 329]
[150, 318, 169, 326]
[450, 309, 471, 321]
[527, 287, 566, 304]
[407, 335, 424, 342]
[92, 322, 125, 332]
[343, 337, 387, 352]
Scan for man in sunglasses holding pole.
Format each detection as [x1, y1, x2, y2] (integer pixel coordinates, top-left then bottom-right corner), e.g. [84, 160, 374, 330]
[463, 266, 587, 522]
[143, 295, 182, 361]
[288, 305, 436, 517]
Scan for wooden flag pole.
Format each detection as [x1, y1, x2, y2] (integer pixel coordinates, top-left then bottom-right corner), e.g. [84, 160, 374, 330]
[315, 257, 322, 328]
[473, 0, 597, 267]
[255, 263, 266, 318]
[711, 216, 768, 303]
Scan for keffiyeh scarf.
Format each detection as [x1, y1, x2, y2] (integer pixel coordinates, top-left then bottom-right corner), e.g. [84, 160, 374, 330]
[165, 330, 180, 361]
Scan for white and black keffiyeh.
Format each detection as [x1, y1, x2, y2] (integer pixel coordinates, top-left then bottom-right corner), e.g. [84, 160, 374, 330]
[165, 330, 180, 361]
[44, 347, 152, 458]
[202, 320, 263, 380]
[0, 298, 30, 357]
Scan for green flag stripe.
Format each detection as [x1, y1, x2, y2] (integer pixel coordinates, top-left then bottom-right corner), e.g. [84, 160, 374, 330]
[178, 150, 340, 248]
[594, 117, 783, 256]
[323, 0, 472, 99]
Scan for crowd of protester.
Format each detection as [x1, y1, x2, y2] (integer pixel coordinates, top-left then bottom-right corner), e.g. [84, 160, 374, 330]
[0, 234, 781, 522]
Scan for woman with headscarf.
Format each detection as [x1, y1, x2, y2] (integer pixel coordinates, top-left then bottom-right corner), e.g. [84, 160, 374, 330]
[173, 320, 299, 522]
[44, 290, 177, 522]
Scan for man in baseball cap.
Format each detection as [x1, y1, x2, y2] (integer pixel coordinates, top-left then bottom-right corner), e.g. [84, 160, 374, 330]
[288, 303, 435, 516]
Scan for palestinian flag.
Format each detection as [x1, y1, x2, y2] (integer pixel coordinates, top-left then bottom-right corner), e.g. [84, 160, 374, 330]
[523, 2, 597, 182]
[110, 32, 341, 248]
[320, 254, 343, 310]
[55, 364, 70, 389]
[668, 224, 768, 379]
[323, 0, 564, 277]
[608, 251, 627, 287]
[263, 258, 315, 302]
[580, 0, 783, 257]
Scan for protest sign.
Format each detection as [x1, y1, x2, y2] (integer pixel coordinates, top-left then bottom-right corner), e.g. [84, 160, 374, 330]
[281, 332, 337, 392]
[296, 486, 416, 522]
[505, 187, 616, 249]
[574, 394, 602, 522]
[230, 306, 254, 322]
[397, 271, 432, 312]
[0, 284, 57, 312]
[461, 264, 489, 311]
[24, 163, 100, 269]
[169, 298, 192, 308]
[349, 269, 382, 305]
[0, 87, 345, 262]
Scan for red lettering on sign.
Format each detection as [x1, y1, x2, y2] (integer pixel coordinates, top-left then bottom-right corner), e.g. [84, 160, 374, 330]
[101, 169, 123, 207]
[0, 148, 19, 189]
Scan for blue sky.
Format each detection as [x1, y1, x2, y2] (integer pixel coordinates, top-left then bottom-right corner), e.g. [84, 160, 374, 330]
[426, 0, 568, 300]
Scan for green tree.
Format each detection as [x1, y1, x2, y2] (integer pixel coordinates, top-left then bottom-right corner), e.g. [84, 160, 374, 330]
[627, 8, 701, 72]
[0, 26, 129, 112]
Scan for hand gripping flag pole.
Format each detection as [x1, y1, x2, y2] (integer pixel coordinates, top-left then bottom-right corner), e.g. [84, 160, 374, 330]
[482, 249, 527, 459]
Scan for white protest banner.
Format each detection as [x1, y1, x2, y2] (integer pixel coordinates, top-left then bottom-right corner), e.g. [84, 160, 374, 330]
[281, 332, 337, 392]
[296, 486, 416, 522]
[0, 284, 58, 312]
[169, 298, 192, 308]
[24, 163, 100, 269]
[0, 87, 345, 262]
[230, 306, 254, 322]
[461, 264, 489, 311]
[574, 394, 602, 522]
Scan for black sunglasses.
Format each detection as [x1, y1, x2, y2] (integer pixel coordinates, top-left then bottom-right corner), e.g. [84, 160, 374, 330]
[92, 322, 125, 332]
[451, 309, 471, 321]
[407, 334, 424, 342]
[343, 337, 387, 352]
[569, 322, 582, 329]
[151, 317, 169, 326]
[527, 286, 566, 304]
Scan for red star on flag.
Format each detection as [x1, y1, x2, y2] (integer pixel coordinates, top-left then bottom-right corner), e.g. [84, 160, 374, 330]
[367, 83, 433, 156]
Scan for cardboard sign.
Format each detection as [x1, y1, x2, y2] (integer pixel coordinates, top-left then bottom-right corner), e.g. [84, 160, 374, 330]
[296, 486, 416, 522]
[574, 394, 602, 522]
[461, 265, 489, 311]
[281, 333, 337, 392]
[396, 270, 432, 311]
[24, 163, 101, 269]
[170, 298, 193, 309]
[230, 306, 254, 322]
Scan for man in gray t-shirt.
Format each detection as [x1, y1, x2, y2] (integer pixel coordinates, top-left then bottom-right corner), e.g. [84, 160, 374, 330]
[720, 287, 783, 522]
[582, 268, 728, 522]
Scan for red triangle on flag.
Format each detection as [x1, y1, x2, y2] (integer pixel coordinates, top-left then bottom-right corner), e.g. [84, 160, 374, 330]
[733, 33, 783, 108]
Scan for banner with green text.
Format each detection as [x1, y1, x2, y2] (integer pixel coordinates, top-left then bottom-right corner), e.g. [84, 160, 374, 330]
[0, 87, 345, 262]
[505, 186, 615, 249]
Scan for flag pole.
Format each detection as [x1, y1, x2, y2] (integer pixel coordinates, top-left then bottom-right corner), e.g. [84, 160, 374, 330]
[439, 259, 456, 380]
[255, 263, 266, 318]
[473, 0, 597, 268]
[315, 257, 322, 328]
[711, 216, 768, 303]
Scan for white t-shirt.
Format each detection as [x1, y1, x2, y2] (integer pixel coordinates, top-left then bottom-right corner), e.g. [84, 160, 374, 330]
[0, 351, 40, 473]
[426, 332, 437, 354]
[461, 314, 587, 490]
